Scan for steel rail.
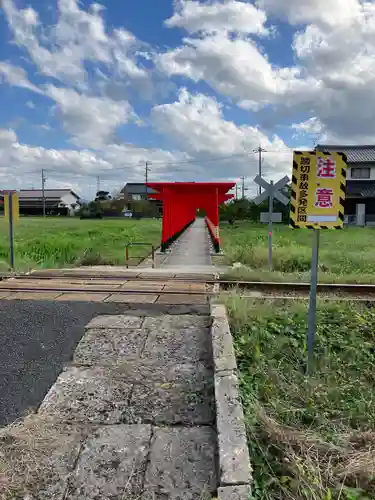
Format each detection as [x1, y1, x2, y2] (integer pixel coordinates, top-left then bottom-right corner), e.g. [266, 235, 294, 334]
[2, 288, 375, 303]
[0, 273, 217, 283]
[0, 284, 374, 295]
[0, 286, 212, 295]
[238, 295, 375, 302]
[221, 281, 375, 292]
[2, 273, 375, 291]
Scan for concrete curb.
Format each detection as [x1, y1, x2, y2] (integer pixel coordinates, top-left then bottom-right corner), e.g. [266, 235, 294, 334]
[210, 303, 252, 499]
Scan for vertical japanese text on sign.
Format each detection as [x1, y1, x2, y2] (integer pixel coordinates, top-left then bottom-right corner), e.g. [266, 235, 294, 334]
[290, 151, 347, 229]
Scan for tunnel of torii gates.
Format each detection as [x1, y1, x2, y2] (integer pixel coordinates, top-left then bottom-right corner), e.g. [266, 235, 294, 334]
[147, 182, 235, 253]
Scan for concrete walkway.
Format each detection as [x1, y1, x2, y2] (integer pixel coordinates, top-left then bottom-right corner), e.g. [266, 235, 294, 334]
[162, 218, 213, 268]
[2, 309, 217, 499]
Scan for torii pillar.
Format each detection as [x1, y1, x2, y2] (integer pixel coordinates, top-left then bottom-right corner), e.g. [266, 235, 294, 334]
[147, 182, 235, 252]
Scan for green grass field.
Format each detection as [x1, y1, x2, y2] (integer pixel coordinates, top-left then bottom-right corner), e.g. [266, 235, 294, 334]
[221, 223, 375, 283]
[225, 296, 375, 500]
[0, 217, 161, 271]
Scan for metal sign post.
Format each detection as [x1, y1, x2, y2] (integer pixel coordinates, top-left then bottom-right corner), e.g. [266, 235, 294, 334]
[8, 193, 14, 270]
[268, 181, 274, 268]
[253, 175, 289, 269]
[291, 151, 348, 373]
[4, 191, 19, 270]
[307, 229, 320, 374]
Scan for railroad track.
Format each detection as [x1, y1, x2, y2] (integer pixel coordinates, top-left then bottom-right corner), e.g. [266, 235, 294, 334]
[0, 272, 375, 300]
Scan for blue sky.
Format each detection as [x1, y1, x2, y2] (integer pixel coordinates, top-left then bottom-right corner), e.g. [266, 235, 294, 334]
[0, 0, 372, 197]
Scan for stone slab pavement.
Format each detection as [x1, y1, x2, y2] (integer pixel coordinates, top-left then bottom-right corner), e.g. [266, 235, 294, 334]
[162, 218, 215, 268]
[4, 310, 218, 499]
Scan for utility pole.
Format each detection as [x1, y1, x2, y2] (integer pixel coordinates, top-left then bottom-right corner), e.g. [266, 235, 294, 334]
[41, 169, 46, 217]
[241, 176, 245, 199]
[235, 184, 239, 200]
[253, 146, 266, 196]
[145, 161, 151, 199]
[96, 175, 100, 193]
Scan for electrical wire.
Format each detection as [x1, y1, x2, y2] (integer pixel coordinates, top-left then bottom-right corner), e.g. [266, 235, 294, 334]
[21, 148, 293, 177]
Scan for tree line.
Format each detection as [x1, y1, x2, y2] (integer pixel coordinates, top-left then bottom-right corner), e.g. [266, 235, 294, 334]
[219, 196, 290, 224]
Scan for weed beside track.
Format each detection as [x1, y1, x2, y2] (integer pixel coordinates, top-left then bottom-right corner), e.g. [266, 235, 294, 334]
[226, 297, 375, 500]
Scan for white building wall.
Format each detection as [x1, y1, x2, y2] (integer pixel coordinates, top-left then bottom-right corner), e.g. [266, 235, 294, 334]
[60, 192, 80, 215]
[347, 163, 375, 180]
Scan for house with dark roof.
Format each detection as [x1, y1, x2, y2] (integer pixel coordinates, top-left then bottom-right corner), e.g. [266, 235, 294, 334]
[18, 189, 81, 216]
[120, 183, 157, 201]
[120, 183, 162, 216]
[316, 145, 375, 225]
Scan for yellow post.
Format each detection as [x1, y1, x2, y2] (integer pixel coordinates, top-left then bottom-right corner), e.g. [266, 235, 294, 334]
[4, 192, 19, 224]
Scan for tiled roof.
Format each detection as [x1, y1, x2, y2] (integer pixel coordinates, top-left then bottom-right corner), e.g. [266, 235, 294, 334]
[121, 183, 157, 195]
[347, 180, 375, 198]
[316, 144, 375, 163]
[19, 189, 80, 199]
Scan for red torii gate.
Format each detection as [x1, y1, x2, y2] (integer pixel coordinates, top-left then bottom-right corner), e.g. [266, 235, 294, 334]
[147, 182, 235, 252]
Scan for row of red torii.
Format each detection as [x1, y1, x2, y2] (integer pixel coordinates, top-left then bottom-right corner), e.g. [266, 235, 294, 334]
[147, 182, 235, 253]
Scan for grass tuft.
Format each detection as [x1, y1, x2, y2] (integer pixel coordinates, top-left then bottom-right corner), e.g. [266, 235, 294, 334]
[224, 296, 375, 499]
[0, 414, 84, 500]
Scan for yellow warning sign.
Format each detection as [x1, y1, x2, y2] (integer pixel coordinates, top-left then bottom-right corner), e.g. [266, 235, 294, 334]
[4, 192, 19, 224]
[290, 151, 347, 229]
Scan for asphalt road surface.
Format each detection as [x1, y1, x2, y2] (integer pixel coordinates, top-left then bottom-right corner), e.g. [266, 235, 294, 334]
[0, 300, 136, 427]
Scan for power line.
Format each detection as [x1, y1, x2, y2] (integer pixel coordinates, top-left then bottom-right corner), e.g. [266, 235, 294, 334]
[14, 148, 295, 181]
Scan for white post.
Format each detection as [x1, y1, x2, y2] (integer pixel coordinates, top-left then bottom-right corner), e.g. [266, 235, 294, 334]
[356, 203, 366, 226]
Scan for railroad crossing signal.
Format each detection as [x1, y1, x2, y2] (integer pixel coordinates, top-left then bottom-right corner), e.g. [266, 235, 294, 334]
[252, 175, 290, 270]
[253, 175, 290, 206]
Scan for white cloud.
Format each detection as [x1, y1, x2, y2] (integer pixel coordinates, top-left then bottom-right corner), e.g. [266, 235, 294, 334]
[165, 0, 269, 35]
[2, 0, 151, 91]
[2, 0, 86, 85]
[0, 129, 18, 147]
[292, 117, 323, 136]
[0, 0, 157, 149]
[157, 32, 317, 110]
[159, 0, 375, 145]
[45, 85, 135, 148]
[0, 128, 189, 196]
[152, 88, 291, 180]
[256, 0, 360, 27]
[0, 62, 42, 94]
[159, 1, 319, 111]
[291, 1, 375, 142]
